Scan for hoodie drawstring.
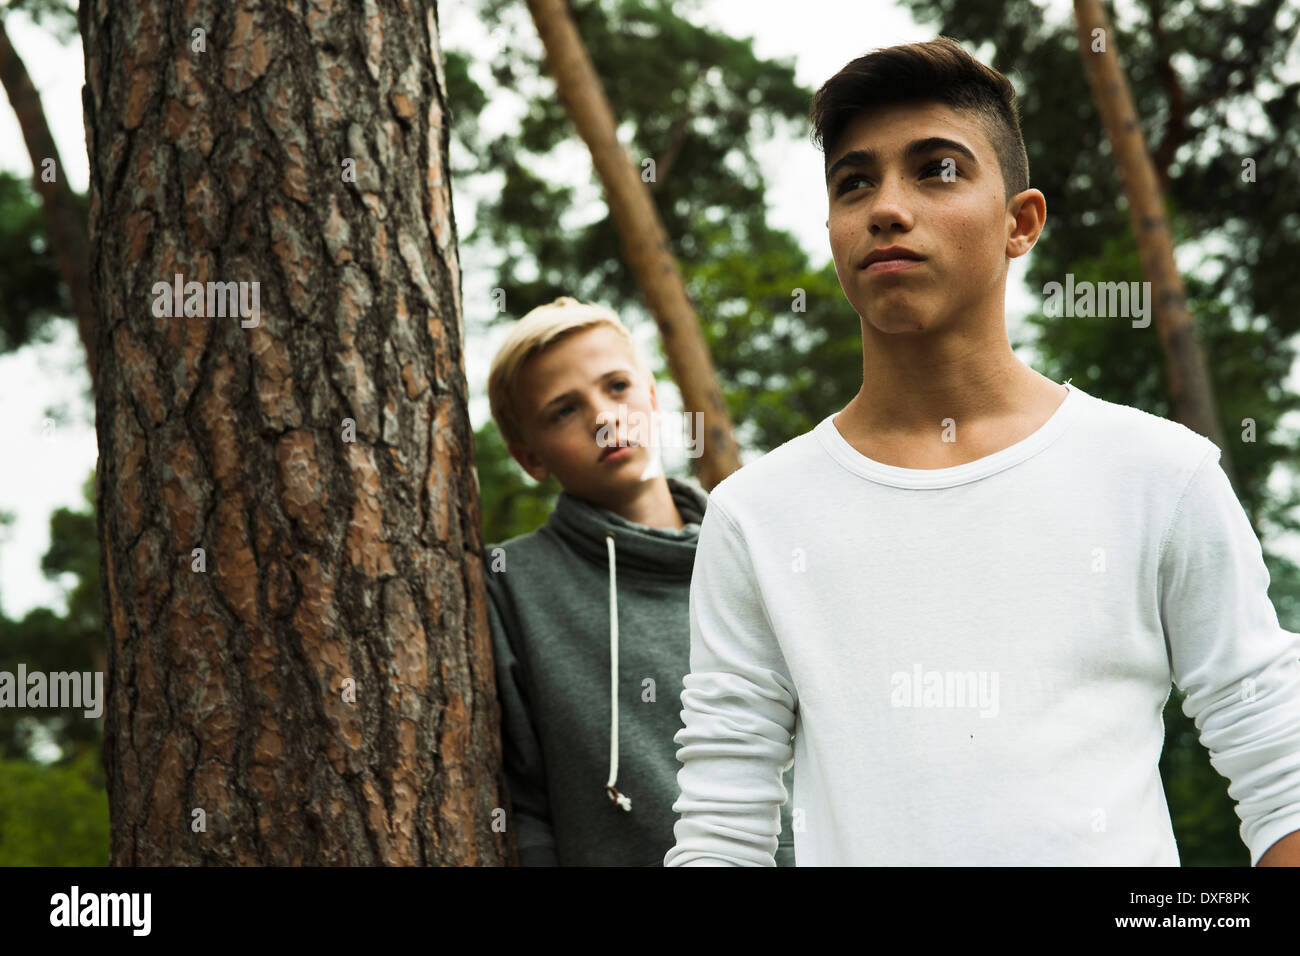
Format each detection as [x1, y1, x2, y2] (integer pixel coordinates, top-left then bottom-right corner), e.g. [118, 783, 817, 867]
[604, 532, 632, 811]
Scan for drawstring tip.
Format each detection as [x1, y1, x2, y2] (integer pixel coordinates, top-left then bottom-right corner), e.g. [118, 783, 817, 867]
[605, 785, 632, 811]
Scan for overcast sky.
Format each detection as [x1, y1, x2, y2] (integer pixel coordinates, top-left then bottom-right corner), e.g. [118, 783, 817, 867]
[0, 0, 1295, 617]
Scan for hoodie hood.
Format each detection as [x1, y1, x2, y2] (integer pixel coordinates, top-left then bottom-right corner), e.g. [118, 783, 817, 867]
[544, 477, 708, 813]
[545, 477, 706, 581]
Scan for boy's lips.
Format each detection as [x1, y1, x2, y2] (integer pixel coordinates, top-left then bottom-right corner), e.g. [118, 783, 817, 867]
[864, 257, 924, 275]
[860, 245, 924, 268]
[599, 443, 639, 462]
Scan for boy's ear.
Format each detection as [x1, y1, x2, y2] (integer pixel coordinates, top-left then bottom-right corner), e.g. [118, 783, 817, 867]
[508, 442, 549, 483]
[648, 377, 659, 411]
[1006, 188, 1047, 259]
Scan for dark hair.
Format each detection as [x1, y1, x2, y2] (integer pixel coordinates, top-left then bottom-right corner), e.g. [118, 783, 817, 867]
[810, 36, 1030, 202]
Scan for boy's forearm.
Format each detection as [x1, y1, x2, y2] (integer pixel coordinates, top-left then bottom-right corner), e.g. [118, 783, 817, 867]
[665, 672, 795, 866]
[667, 499, 797, 866]
[1257, 829, 1300, 866]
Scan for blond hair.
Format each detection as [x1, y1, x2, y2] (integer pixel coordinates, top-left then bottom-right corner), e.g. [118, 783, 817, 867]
[487, 296, 651, 448]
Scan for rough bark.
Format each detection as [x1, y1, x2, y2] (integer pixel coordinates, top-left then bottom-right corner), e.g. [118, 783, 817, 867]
[1074, 0, 1238, 494]
[0, 16, 96, 384]
[525, 0, 743, 490]
[81, 0, 507, 865]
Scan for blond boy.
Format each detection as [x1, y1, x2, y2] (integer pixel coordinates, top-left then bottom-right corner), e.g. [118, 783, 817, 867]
[484, 295, 797, 865]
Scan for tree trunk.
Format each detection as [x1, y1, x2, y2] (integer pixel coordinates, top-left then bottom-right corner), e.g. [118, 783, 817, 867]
[1073, 0, 1238, 494]
[525, 0, 743, 490]
[0, 16, 96, 386]
[81, 0, 508, 865]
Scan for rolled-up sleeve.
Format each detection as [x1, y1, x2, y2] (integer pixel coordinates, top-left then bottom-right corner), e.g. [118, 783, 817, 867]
[1159, 446, 1300, 865]
[664, 498, 797, 867]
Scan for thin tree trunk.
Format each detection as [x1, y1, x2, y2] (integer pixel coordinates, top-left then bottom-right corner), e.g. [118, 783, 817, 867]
[1073, 0, 1238, 494]
[82, 0, 507, 865]
[525, 0, 743, 490]
[0, 16, 96, 386]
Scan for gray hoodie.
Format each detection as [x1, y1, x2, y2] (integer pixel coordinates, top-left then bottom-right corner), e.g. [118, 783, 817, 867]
[486, 476, 797, 866]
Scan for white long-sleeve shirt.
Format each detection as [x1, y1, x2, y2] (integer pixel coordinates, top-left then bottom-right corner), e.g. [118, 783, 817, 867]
[665, 382, 1300, 865]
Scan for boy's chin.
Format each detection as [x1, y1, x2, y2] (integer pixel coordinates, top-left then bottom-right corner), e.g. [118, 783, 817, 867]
[562, 450, 665, 497]
[861, 306, 934, 335]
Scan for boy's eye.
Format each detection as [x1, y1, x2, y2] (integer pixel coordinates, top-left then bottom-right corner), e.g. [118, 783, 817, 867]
[549, 381, 628, 422]
[837, 162, 956, 195]
[836, 174, 868, 196]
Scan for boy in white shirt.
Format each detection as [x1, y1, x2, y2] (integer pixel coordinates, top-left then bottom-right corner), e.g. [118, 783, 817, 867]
[665, 36, 1300, 866]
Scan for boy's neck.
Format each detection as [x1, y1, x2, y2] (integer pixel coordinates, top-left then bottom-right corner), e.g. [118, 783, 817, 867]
[836, 321, 1066, 469]
[578, 475, 685, 531]
[850, 314, 1052, 433]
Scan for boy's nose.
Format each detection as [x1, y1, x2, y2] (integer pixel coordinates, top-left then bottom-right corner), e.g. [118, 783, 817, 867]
[594, 405, 628, 440]
[868, 178, 912, 232]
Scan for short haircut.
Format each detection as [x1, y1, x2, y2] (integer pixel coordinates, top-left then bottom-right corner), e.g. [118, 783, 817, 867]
[487, 296, 652, 449]
[810, 36, 1030, 203]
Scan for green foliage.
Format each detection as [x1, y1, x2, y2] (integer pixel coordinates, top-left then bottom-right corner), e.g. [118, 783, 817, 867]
[0, 746, 109, 865]
[1262, 553, 1300, 633]
[0, 462, 105, 862]
[684, 226, 861, 450]
[0, 0, 90, 353]
[0, 470, 101, 761]
[474, 422, 557, 546]
[443, 47, 489, 178]
[466, 0, 813, 317]
[0, 171, 68, 352]
[41, 471, 101, 635]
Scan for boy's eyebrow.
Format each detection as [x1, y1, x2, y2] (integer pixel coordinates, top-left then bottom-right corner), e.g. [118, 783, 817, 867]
[539, 368, 635, 413]
[825, 136, 979, 185]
